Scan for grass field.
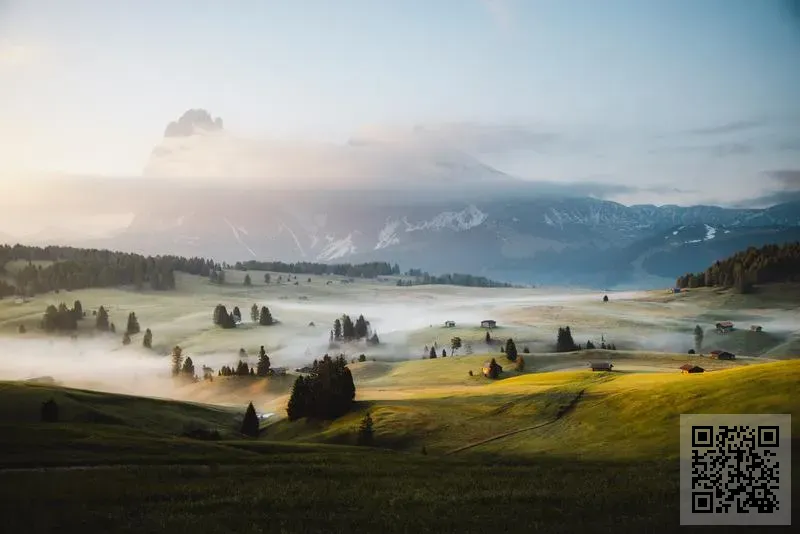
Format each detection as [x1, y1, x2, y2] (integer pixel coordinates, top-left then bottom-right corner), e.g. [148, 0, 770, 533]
[2, 274, 799, 532]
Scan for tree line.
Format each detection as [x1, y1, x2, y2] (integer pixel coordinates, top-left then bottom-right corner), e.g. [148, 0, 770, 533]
[35, 300, 154, 348]
[675, 242, 800, 294]
[0, 244, 218, 297]
[396, 272, 514, 288]
[234, 260, 400, 279]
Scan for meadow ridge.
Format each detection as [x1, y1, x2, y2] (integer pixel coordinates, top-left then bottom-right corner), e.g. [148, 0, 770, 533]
[1, 269, 799, 533]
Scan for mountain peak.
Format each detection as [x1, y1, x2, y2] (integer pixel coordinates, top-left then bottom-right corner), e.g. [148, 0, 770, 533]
[164, 109, 224, 138]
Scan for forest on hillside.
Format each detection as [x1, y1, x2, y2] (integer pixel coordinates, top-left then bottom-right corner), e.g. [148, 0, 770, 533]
[234, 260, 400, 278]
[0, 244, 216, 298]
[675, 241, 800, 293]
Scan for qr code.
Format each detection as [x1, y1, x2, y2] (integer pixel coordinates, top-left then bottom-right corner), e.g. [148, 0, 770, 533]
[680, 414, 791, 526]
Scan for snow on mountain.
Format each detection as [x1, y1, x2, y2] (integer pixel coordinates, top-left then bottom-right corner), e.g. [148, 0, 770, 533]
[317, 233, 357, 261]
[704, 224, 716, 241]
[375, 220, 401, 250]
[402, 204, 487, 232]
[223, 217, 257, 257]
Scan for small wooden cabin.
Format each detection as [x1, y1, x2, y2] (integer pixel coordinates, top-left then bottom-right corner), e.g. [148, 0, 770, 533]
[680, 364, 705, 374]
[444, 321, 456, 328]
[590, 362, 613, 372]
[715, 321, 734, 334]
[481, 319, 497, 329]
[709, 350, 735, 360]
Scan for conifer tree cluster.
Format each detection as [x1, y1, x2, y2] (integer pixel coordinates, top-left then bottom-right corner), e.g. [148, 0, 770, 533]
[213, 304, 237, 328]
[0, 244, 214, 297]
[41, 302, 81, 332]
[286, 354, 356, 420]
[218, 360, 254, 377]
[676, 242, 800, 293]
[259, 306, 274, 326]
[556, 326, 578, 352]
[330, 314, 376, 343]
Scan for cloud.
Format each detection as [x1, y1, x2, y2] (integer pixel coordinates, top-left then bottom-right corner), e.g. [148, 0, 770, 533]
[685, 119, 765, 136]
[735, 169, 800, 207]
[0, 43, 37, 67]
[412, 122, 558, 154]
[650, 142, 753, 158]
[480, 0, 515, 30]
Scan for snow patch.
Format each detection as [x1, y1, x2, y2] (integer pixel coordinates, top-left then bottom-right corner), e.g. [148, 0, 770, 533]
[316, 233, 357, 261]
[375, 219, 400, 250]
[223, 217, 257, 258]
[404, 204, 487, 232]
[704, 224, 716, 241]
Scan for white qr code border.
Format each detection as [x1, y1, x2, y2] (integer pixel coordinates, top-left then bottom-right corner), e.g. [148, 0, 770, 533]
[680, 414, 791, 526]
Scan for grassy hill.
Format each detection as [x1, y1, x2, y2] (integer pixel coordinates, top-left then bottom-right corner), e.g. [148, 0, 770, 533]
[1, 360, 798, 533]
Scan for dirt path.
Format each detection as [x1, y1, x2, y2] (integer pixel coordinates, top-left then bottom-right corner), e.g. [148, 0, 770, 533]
[445, 389, 585, 455]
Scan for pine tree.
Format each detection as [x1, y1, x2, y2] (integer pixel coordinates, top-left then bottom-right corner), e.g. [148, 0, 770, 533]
[251, 303, 259, 322]
[143, 328, 153, 349]
[287, 376, 309, 421]
[244, 274, 252, 286]
[333, 318, 342, 340]
[505, 338, 518, 362]
[263, 273, 271, 284]
[259, 306, 274, 326]
[122, 332, 131, 345]
[693, 325, 704, 352]
[256, 346, 271, 377]
[96, 306, 109, 331]
[110, 322, 116, 333]
[126, 311, 140, 335]
[73, 300, 83, 319]
[241, 402, 260, 437]
[586, 340, 596, 350]
[441, 348, 447, 358]
[485, 331, 491, 344]
[357, 412, 374, 446]
[487, 358, 501, 379]
[341, 315, 355, 340]
[171, 346, 183, 377]
[429, 346, 437, 359]
[232, 306, 242, 323]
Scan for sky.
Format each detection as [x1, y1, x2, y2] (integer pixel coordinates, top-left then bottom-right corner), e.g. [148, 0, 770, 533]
[1, 0, 800, 206]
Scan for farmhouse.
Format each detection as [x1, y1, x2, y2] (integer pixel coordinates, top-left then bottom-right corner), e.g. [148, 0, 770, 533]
[480, 319, 497, 329]
[715, 321, 734, 334]
[709, 350, 735, 360]
[444, 321, 456, 328]
[679, 364, 705, 374]
[589, 362, 613, 372]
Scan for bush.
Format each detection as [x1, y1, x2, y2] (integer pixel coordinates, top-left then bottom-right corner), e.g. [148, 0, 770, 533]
[358, 354, 367, 362]
[522, 346, 530, 353]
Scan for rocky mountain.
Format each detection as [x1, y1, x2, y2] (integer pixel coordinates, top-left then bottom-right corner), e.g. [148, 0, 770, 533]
[8, 110, 800, 289]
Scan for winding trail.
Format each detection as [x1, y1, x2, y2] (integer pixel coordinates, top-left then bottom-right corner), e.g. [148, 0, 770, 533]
[445, 389, 585, 455]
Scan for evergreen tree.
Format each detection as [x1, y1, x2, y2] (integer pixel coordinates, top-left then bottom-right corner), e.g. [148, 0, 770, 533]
[441, 348, 447, 358]
[264, 273, 271, 284]
[171, 346, 184, 377]
[354, 315, 369, 339]
[73, 300, 83, 319]
[586, 340, 596, 350]
[505, 338, 518, 362]
[233, 306, 242, 323]
[556, 326, 577, 352]
[259, 306, 274, 326]
[450, 336, 462, 356]
[693, 325, 704, 352]
[42, 305, 59, 332]
[487, 358, 501, 379]
[244, 274, 252, 286]
[357, 412, 374, 446]
[96, 306, 109, 331]
[285, 355, 356, 420]
[287, 376, 309, 421]
[236, 360, 250, 376]
[239, 347, 247, 359]
[181, 356, 196, 379]
[126, 311, 140, 335]
[256, 346, 271, 377]
[143, 328, 153, 349]
[333, 318, 342, 340]
[110, 322, 116, 333]
[241, 402, 260, 437]
[251, 303, 259, 322]
[485, 331, 491, 344]
[429, 346, 437, 359]
[341, 315, 355, 340]
[122, 332, 131, 345]
[603, 295, 609, 303]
